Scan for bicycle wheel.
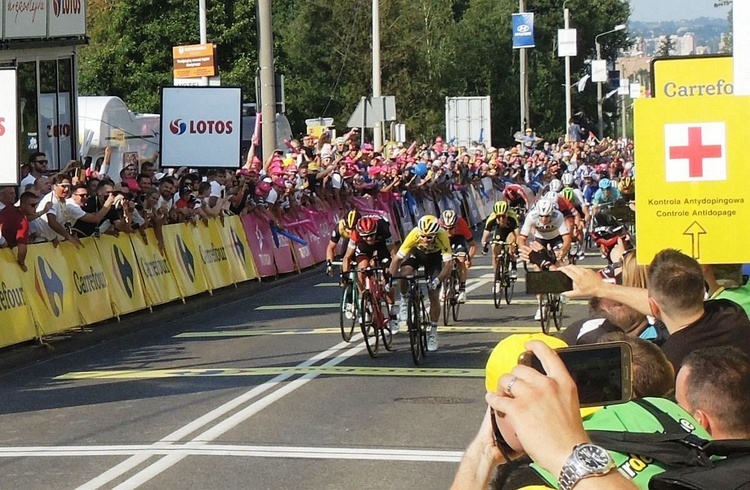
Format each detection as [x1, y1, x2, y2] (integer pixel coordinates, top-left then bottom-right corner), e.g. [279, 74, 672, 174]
[493, 256, 503, 309]
[452, 279, 461, 322]
[503, 253, 515, 305]
[360, 291, 379, 357]
[407, 292, 424, 365]
[552, 294, 564, 331]
[339, 282, 357, 342]
[378, 296, 393, 351]
[539, 294, 551, 334]
[442, 279, 451, 326]
[419, 294, 429, 356]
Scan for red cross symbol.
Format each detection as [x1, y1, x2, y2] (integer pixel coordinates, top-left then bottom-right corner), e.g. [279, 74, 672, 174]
[668, 126, 722, 178]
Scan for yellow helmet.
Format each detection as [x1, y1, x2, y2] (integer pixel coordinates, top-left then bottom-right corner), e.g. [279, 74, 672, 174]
[417, 215, 440, 236]
[485, 333, 567, 392]
[493, 200, 509, 216]
[345, 209, 361, 230]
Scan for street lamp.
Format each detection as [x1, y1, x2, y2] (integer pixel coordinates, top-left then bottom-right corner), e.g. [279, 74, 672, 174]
[563, 0, 572, 140]
[595, 24, 626, 140]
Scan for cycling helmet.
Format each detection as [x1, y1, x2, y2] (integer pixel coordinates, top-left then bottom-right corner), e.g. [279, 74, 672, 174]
[544, 191, 559, 202]
[504, 187, 521, 200]
[356, 216, 378, 236]
[561, 173, 574, 187]
[562, 187, 575, 202]
[418, 215, 440, 236]
[345, 209, 361, 229]
[441, 209, 458, 228]
[493, 200, 509, 216]
[536, 198, 555, 217]
[599, 178, 613, 190]
[620, 176, 633, 189]
[549, 179, 563, 193]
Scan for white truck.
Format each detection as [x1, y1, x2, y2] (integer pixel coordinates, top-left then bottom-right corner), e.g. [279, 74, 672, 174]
[445, 96, 492, 149]
[78, 96, 160, 179]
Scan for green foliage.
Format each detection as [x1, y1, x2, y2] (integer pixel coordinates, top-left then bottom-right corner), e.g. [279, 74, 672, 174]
[80, 0, 629, 143]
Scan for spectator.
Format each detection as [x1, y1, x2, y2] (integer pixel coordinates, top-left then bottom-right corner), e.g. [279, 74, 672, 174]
[675, 346, 750, 440]
[36, 173, 82, 247]
[20, 152, 48, 189]
[703, 263, 750, 317]
[136, 173, 153, 198]
[67, 183, 120, 238]
[73, 179, 125, 237]
[561, 249, 750, 367]
[0, 187, 30, 270]
[31, 176, 52, 198]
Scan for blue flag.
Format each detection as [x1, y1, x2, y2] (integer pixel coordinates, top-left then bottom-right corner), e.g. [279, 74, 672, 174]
[512, 13, 535, 49]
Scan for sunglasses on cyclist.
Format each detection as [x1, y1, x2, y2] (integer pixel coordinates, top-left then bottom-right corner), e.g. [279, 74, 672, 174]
[419, 234, 436, 241]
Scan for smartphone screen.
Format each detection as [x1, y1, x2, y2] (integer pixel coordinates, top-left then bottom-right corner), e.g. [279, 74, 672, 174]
[525, 270, 573, 294]
[519, 342, 633, 407]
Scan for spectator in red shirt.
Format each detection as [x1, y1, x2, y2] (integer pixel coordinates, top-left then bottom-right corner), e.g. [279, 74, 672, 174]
[0, 187, 32, 271]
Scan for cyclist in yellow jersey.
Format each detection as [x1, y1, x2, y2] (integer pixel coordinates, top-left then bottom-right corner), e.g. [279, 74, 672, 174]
[389, 215, 452, 352]
[326, 209, 360, 275]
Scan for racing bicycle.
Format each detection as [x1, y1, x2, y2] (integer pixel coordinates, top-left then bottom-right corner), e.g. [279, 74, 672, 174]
[359, 265, 394, 357]
[394, 273, 430, 365]
[539, 291, 564, 334]
[492, 241, 516, 307]
[334, 261, 359, 342]
[442, 252, 466, 325]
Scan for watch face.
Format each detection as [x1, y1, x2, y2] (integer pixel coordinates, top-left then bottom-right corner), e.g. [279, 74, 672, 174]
[577, 444, 612, 471]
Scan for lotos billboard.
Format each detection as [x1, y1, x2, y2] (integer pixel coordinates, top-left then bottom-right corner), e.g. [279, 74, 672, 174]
[160, 86, 241, 168]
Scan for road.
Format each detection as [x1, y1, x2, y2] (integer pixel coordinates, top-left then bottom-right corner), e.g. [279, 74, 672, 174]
[0, 250, 601, 490]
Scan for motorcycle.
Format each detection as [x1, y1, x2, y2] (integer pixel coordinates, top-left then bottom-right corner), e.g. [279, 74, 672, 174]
[589, 205, 633, 264]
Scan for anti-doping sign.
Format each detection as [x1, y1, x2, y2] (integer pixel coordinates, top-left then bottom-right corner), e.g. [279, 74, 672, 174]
[0, 68, 19, 185]
[160, 86, 242, 168]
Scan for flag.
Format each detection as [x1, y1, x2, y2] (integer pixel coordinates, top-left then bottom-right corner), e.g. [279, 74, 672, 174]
[577, 75, 590, 92]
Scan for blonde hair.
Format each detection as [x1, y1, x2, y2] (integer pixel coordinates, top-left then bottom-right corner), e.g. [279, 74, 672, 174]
[622, 252, 648, 289]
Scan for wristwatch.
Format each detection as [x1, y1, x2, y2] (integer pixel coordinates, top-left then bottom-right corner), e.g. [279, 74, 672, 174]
[558, 443, 615, 490]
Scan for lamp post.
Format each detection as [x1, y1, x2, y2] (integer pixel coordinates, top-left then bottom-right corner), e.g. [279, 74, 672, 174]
[563, 0, 572, 139]
[595, 24, 626, 139]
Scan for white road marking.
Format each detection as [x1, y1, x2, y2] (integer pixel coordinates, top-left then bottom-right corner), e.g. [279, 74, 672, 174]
[0, 444, 462, 462]
[76, 336, 363, 490]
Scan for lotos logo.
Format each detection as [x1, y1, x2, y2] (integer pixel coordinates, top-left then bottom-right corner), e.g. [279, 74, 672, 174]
[170, 119, 187, 135]
[230, 228, 246, 264]
[53, 0, 82, 17]
[175, 235, 196, 283]
[112, 245, 135, 298]
[169, 119, 234, 136]
[34, 256, 64, 317]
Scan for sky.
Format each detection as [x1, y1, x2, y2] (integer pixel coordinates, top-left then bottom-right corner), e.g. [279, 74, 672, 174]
[629, 0, 730, 22]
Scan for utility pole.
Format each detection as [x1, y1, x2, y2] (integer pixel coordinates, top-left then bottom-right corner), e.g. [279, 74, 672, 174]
[199, 0, 208, 87]
[258, 0, 277, 161]
[596, 41, 603, 140]
[372, 0, 382, 149]
[519, 0, 528, 131]
[563, 2, 572, 135]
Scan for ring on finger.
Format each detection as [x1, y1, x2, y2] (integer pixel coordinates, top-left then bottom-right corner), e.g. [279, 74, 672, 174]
[504, 375, 519, 397]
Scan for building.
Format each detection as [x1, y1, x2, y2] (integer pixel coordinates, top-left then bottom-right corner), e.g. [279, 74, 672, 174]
[0, 1, 87, 174]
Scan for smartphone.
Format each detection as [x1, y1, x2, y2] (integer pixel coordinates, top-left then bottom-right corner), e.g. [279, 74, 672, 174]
[518, 342, 633, 408]
[525, 270, 573, 294]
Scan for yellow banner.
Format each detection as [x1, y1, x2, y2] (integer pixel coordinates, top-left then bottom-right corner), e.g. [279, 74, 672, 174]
[62, 237, 114, 325]
[653, 56, 733, 99]
[130, 229, 182, 306]
[23, 241, 80, 336]
[0, 248, 36, 348]
[162, 223, 209, 298]
[221, 216, 258, 283]
[192, 219, 234, 291]
[94, 233, 148, 316]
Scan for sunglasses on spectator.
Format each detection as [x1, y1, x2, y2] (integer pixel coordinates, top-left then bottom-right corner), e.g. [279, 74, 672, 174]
[57, 183, 71, 188]
[75, 192, 88, 197]
[35, 159, 49, 164]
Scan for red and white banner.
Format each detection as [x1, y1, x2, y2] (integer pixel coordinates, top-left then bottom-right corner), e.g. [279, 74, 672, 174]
[241, 215, 277, 278]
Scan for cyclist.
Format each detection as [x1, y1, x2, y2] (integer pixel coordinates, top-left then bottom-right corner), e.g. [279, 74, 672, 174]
[502, 183, 533, 216]
[326, 209, 360, 275]
[342, 215, 398, 325]
[591, 178, 623, 220]
[439, 209, 476, 303]
[389, 215, 452, 352]
[618, 175, 635, 202]
[519, 198, 571, 320]
[481, 200, 519, 279]
[544, 189, 583, 260]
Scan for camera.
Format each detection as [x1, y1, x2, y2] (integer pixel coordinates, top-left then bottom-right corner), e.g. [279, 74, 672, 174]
[525, 270, 573, 294]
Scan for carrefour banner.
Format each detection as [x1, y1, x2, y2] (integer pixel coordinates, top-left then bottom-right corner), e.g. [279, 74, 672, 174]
[95, 234, 148, 316]
[512, 13, 535, 49]
[130, 230, 182, 305]
[241, 214, 277, 278]
[0, 249, 36, 348]
[221, 216, 258, 283]
[160, 87, 241, 168]
[23, 242, 80, 336]
[192, 220, 234, 290]
[162, 223, 209, 298]
[62, 237, 113, 325]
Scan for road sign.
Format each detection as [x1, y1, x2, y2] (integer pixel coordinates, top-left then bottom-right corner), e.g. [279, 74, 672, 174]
[634, 95, 750, 264]
[347, 97, 375, 128]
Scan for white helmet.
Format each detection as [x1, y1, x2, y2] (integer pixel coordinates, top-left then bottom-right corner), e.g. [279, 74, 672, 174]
[536, 198, 555, 217]
[561, 173, 574, 186]
[549, 179, 563, 193]
[544, 191, 560, 205]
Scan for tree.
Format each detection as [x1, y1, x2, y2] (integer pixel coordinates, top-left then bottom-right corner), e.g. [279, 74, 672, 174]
[715, 0, 733, 53]
[656, 35, 675, 57]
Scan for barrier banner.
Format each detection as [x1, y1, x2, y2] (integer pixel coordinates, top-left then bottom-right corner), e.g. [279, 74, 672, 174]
[0, 248, 36, 348]
[289, 226, 316, 270]
[271, 229, 296, 274]
[189, 220, 233, 291]
[309, 213, 332, 263]
[220, 216, 258, 283]
[130, 230, 182, 305]
[22, 241, 80, 336]
[241, 214, 276, 278]
[95, 234, 148, 316]
[464, 189, 483, 226]
[62, 237, 114, 325]
[162, 223, 209, 298]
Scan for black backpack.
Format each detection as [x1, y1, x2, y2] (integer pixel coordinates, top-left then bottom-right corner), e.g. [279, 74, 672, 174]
[587, 399, 750, 490]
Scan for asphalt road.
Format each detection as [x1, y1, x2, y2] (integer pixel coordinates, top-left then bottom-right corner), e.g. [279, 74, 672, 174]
[0, 249, 603, 490]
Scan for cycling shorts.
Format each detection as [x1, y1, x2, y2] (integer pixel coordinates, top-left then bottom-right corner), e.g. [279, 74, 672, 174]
[402, 249, 444, 280]
[354, 241, 392, 268]
[449, 235, 469, 254]
[535, 235, 564, 251]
